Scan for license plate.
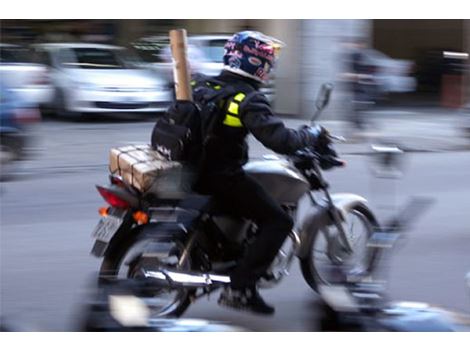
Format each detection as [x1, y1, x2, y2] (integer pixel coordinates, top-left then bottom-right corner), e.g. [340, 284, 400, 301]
[91, 208, 126, 243]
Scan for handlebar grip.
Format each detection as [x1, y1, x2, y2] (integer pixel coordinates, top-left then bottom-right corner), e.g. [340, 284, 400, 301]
[320, 155, 346, 169]
[330, 157, 346, 167]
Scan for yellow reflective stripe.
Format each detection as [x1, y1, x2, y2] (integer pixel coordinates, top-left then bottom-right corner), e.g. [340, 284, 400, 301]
[234, 92, 246, 102]
[190, 80, 196, 86]
[222, 92, 246, 127]
[228, 101, 239, 115]
[223, 114, 243, 127]
[214, 85, 221, 90]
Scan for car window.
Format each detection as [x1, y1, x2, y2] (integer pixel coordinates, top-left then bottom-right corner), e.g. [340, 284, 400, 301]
[132, 40, 170, 63]
[0, 46, 31, 63]
[59, 48, 138, 69]
[32, 49, 53, 67]
[196, 40, 226, 63]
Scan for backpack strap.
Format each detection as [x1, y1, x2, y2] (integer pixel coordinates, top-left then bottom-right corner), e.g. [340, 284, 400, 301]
[199, 85, 238, 142]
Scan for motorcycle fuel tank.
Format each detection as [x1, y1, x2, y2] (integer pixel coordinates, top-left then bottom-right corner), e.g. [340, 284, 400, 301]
[243, 157, 310, 205]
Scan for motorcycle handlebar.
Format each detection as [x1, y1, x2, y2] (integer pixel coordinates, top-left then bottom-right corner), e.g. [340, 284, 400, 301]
[292, 147, 345, 169]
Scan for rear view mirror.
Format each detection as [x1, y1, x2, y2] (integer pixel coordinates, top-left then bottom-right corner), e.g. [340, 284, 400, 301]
[315, 83, 334, 110]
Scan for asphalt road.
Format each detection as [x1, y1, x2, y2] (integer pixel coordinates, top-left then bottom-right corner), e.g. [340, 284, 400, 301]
[1, 118, 470, 331]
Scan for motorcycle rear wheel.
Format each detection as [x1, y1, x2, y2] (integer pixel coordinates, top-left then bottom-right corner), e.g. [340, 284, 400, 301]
[300, 204, 379, 293]
[99, 229, 192, 318]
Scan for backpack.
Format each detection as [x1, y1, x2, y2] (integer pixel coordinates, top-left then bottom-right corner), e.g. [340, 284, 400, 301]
[151, 75, 248, 165]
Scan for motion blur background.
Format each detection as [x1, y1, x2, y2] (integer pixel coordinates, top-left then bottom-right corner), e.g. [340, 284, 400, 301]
[1, 19, 470, 331]
[1, 19, 470, 116]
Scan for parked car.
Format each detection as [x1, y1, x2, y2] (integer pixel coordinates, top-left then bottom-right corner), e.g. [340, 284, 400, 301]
[31, 43, 172, 118]
[0, 43, 54, 106]
[132, 35, 276, 101]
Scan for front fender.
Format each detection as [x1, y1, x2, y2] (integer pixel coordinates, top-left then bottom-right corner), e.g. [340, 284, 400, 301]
[330, 193, 369, 222]
[296, 193, 374, 259]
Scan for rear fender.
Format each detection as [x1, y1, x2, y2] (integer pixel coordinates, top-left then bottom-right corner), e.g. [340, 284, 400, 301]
[101, 221, 188, 259]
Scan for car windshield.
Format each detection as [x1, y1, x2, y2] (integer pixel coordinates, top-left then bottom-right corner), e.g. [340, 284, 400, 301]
[60, 48, 140, 69]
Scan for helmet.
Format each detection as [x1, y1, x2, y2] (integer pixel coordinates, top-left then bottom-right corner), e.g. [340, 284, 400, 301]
[223, 31, 285, 82]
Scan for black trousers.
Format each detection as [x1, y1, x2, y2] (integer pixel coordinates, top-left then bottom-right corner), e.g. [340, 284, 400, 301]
[199, 171, 293, 288]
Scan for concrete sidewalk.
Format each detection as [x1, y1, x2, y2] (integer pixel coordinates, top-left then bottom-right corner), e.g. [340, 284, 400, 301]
[281, 108, 470, 155]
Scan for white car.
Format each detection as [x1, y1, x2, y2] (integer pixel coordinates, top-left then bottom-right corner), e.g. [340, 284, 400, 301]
[32, 43, 172, 117]
[0, 44, 54, 106]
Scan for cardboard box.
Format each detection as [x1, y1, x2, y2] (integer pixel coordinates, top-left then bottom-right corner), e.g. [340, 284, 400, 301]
[109, 144, 188, 196]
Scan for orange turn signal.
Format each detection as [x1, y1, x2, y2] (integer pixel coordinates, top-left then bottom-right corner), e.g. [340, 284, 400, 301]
[133, 211, 149, 225]
[99, 207, 109, 217]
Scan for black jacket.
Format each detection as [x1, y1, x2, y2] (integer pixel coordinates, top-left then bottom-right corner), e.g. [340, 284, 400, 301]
[198, 71, 317, 176]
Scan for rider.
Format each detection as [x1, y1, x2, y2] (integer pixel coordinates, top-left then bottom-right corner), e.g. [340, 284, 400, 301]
[193, 31, 332, 315]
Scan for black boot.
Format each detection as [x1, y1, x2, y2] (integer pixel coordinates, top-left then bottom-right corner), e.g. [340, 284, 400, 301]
[218, 286, 275, 315]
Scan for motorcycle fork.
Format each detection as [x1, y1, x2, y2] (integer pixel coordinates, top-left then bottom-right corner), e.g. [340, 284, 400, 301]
[279, 229, 302, 275]
[309, 162, 354, 255]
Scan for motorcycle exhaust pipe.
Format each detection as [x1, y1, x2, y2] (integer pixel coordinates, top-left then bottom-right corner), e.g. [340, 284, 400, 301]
[142, 268, 230, 288]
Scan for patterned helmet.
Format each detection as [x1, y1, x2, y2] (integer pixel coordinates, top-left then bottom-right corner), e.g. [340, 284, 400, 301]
[223, 31, 285, 82]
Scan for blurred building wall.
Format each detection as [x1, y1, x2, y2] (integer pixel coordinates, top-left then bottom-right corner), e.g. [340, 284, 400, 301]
[116, 20, 145, 46]
[373, 20, 465, 60]
[255, 20, 302, 115]
[184, 19, 245, 34]
[300, 19, 371, 120]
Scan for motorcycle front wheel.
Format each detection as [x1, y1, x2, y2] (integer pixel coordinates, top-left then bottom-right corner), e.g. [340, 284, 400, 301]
[300, 204, 379, 293]
[99, 228, 192, 318]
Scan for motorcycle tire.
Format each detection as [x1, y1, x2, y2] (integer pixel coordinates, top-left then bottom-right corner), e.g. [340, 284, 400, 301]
[99, 227, 192, 318]
[300, 204, 379, 293]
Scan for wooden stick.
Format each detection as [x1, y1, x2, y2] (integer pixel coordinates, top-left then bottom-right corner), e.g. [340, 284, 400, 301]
[169, 29, 193, 101]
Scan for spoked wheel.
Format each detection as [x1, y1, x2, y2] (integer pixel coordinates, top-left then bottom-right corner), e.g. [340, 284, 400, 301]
[99, 231, 192, 318]
[301, 205, 379, 292]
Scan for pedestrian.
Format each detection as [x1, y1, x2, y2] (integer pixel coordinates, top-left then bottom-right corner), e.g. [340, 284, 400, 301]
[340, 37, 377, 136]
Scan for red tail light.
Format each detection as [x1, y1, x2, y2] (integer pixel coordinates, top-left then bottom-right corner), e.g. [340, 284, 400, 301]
[96, 186, 130, 208]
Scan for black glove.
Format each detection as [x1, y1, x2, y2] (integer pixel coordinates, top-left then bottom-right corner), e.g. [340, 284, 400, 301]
[307, 126, 344, 170]
[301, 124, 331, 148]
[318, 146, 343, 170]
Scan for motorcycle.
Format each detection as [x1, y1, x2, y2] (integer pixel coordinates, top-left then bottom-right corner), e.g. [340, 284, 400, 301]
[90, 83, 380, 317]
